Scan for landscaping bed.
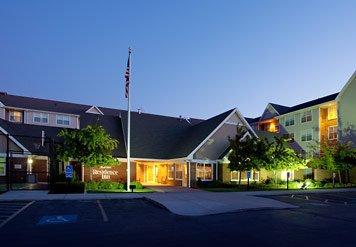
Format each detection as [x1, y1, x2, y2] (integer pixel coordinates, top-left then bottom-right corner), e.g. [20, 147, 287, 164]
[85, 181, 154, 193]
[198, 179, 356, 192]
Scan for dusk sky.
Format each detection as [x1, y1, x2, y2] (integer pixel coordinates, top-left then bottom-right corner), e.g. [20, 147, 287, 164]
[1, 0, 356, 119]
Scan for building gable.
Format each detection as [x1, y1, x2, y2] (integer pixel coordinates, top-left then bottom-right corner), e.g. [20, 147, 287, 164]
[85, 106, 104, 115]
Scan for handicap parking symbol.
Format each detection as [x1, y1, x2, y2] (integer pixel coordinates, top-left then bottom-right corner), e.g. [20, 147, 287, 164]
[38, 215, 77, 225]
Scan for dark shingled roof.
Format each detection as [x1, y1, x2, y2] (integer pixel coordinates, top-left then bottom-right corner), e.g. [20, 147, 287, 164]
[269, 103, 290, 115]
[283, 92, 339, 114]
[245, 116, 261, 124]
[119, 109, 233, 159]
[0, 93, 237, 159]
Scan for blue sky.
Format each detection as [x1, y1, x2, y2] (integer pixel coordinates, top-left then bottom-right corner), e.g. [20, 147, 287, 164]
[1, 0, 356, 119]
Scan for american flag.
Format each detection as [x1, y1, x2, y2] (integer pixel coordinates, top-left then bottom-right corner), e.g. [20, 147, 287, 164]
[124, 49, 131, 98]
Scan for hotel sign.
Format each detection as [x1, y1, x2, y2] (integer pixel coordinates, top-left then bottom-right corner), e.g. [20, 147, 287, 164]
[92, 166, 119, 180]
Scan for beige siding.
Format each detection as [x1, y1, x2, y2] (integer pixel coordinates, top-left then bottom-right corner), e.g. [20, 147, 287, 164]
[25, 111, 78, 129]
[338, 73, 356, 147]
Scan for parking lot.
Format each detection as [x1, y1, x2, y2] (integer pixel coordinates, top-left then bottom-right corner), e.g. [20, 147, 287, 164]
[0, 191, 356, 247]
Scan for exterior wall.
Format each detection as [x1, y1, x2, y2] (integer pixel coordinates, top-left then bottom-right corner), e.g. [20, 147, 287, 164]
[278, 105, 321, 154]
[338, 74, 356, 147]
[0, 107, 5, 120]
[9, 157, 48, 183]
[189, 162, 197, 188]
[351, 167, 356, 183]
[25, 110, 78, 129]
[84, 163, 127, 182]
[314, 169, 332, 181]
[319, 106, 338, 143]
[0, 134, 23, 154]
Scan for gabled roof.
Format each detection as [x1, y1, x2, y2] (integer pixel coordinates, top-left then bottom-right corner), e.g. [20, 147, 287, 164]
[269, 103, 290, 115]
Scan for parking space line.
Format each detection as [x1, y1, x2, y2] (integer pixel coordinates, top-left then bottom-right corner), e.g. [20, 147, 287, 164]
[97, 200, 108, 222]
[0, 201, 35, 228]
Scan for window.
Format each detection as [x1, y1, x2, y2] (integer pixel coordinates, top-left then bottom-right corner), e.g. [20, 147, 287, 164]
[9, 110, 23, 123]
[231, 171, 239, 181]
[283, 133, 294, 142]
[0, 157, 5, 176]
[167, 165, 174, 180]
[301, 110, 312, 123]
[56, 115, 70, 126]
[175, 164, 183, 180]
[328, 126, 338, 140]
[33, 112, 49, 124]
[281, 171, 294, 181]
[196, 163, 213, 181]
[285, 116, 295, 126]
[230, 170, 259, 181]
[301, 129, 313, 142]
[327, 105, 337, 120]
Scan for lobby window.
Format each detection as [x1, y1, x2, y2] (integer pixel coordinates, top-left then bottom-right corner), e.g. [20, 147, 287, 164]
[328, 126, 338, 140]
[175, 164, 183, 180]
[285, 116, 295, 126]
[196, 163, 213, 181]
[56, 114, 70, 126]
[33, 112, 49, 124]
[167, 165, 174, 180]
[301, 110, 312, 123]
[301, 129, 313, 142]
[327, 105, 337, 120]
[9, 110, 23, 123]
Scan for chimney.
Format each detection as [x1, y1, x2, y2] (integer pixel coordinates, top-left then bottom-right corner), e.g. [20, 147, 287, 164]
[179, 115, 182, 121]
[138, 108, 142, 114]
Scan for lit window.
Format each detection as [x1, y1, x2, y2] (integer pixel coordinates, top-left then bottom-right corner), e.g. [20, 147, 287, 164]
[301, 129, 313, 142]
[175, 164, 183, 180]
[285, 116, 295, 126]
[281, 171, 294, 181]
[327, 105, 337, 120]
[231, 171, 239, 181]
[0, 157, 5, 176]
[56, 115, 70, 126]
[33, 112, 49, 124]
[328, 126, 338, 140]
[9, 110, 23, 123]
[301, 110, 312, 123]
[196, 163, 213, 181]
[167, 165, 174, 180]
[230, 170, 259, 181]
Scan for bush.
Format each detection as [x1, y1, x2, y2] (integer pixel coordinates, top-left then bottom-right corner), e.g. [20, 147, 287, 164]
[51, 181, 85, 194]
[126, 181, 144, 190]
[86, 181, 125, 191]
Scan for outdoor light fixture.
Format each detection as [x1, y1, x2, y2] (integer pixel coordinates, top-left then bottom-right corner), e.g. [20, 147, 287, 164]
[27, 157, 33, 164]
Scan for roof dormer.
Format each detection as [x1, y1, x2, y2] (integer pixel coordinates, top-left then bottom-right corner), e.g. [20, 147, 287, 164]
[85, 106, 104, 115]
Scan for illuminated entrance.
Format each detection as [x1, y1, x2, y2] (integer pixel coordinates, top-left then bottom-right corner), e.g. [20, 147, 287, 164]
[136, 162, 187, 186]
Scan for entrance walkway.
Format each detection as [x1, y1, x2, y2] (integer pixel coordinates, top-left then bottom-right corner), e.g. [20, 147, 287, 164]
[145, 191, 297, 216]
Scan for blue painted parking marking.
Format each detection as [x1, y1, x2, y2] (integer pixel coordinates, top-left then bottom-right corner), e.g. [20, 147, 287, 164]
[38, 215, 77, 225]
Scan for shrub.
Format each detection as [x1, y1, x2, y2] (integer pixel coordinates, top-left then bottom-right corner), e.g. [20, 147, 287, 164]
[51, 181, 85, 194]
[126, 181, 144, 190]
[86, 181, 124, 191]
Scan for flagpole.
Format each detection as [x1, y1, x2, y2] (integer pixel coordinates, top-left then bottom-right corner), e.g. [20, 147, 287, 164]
[126, 48, 131, 192]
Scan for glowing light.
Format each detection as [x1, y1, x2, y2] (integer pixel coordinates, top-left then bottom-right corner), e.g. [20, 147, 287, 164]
[27, 157, 33, 164]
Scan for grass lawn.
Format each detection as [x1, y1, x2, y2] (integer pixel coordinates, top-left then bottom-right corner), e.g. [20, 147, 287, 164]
[86, 188, 155, 193]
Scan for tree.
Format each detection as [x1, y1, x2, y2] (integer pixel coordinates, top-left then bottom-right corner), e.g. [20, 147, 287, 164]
[228, 127, 306, 185]
[57, 124, 119, 180]
[264, 136, 307, 182]
[228, 126, 270, 185]
[310, 141, 356, 183]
